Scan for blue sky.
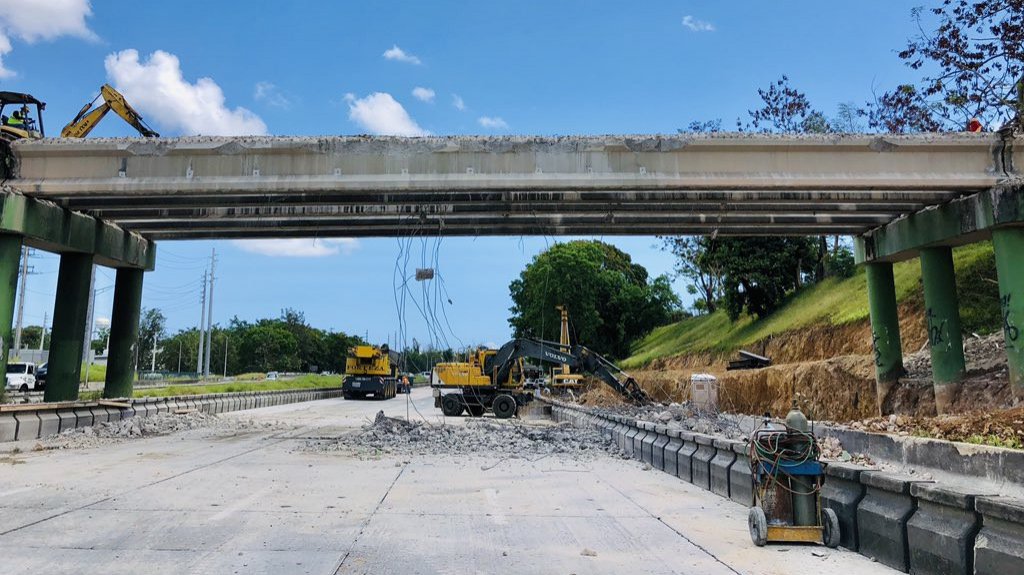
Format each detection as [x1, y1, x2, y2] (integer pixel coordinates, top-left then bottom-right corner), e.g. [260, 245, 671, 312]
[4, 1, 926, 348]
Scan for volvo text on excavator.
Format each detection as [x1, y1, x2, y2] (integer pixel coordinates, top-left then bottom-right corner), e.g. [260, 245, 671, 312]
[431, 338, 649, 419]
[61, 84, 159, 138]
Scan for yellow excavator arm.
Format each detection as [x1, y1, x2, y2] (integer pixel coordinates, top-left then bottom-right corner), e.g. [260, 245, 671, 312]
[61, 84, 159, 138]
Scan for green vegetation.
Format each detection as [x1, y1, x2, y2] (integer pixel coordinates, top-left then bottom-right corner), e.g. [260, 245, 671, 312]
[80, 363, 107, 383]
[622, 242, 999, 369]
[132, 375, 342, 398]
[509, 240, 682, 358]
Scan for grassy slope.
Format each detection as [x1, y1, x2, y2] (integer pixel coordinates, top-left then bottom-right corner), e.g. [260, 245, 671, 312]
[131, 375, 342, 398]
[622, 242, 998, 369]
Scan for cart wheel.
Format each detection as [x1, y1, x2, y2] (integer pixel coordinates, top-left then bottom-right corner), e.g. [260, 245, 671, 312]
[822, 508, 841, 548]
[748, 506, 768, 547]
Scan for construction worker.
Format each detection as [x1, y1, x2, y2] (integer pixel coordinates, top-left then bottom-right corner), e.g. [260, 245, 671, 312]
[7, 109, 24, 128]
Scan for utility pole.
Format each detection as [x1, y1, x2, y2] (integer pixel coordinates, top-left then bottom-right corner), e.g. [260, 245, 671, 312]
[223, 337, 229, 378]
[204, 248, 216, 377]
[151, 344, 162, 372]
[13, 246, 28, 353]
[38, 312, 47, 351]
[197, 271, 207, 376]
[177, 340, 183, 373]
[82, 263, 96, 366]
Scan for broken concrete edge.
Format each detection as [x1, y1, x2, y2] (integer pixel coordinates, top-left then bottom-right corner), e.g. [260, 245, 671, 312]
[0, 387, 343, 443]
[541, 398, 1024, 575]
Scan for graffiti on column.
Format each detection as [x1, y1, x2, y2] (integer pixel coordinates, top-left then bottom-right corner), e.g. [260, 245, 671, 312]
[1002, 293, 1019, 349]
[926, 307, 946, 348]
[872, 331, 884, 368]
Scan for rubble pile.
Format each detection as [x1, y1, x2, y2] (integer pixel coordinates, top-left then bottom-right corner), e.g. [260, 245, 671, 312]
[904, 332, 1008, 380]
[590, 401, 749, 440]
[306, 410, 616, 459]
[39, 412, 287, 450]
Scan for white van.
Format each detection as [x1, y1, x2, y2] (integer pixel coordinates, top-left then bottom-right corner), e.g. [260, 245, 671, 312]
[5, 362, 39, 392]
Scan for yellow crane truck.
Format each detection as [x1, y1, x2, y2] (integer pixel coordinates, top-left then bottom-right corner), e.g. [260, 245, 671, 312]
[343, 344, 398, 400]
[432, 338, 649, 418]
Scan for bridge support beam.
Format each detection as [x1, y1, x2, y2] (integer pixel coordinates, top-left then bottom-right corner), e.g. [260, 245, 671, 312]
[0, 233, 22, 388]
[103, 268, 144, 399]
[866, 262, 904, 414]
[993, 227, 1024, 402]
[44, 253, 93, 402]
[920, 247, 966, 414]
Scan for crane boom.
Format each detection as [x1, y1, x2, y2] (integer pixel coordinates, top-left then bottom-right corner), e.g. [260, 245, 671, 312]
[61, 84, 159, 138]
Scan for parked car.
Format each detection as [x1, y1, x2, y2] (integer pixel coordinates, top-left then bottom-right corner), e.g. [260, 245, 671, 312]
[5, 362, 40, 392]
[266, 371, 279, 381]
[35, 362, 47, 389]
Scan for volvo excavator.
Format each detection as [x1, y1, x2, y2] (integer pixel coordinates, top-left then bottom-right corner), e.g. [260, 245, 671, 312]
[432, 338, 649, 419]
[61, 84, 159, 138]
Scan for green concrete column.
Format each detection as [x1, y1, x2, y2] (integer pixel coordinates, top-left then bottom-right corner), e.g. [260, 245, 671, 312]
[993, 227, 1024, 402]
[0, 234, 22, 385]
[103, 267, 144, 398]
[866, 262, 904, 414]
[45, 253, 93, 402]
[919, 246, 966, 414]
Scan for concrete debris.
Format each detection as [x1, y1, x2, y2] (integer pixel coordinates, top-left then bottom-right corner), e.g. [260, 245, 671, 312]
[817, 436, 876, 467]
[37, 413, 287, 450]
[904, 332, 1008, 380]
[588, 401, 749, 440]
[305, 410, 616, 460]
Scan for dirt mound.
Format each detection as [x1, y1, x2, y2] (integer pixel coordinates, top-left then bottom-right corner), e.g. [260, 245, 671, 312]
[848, 407, 1024, 448]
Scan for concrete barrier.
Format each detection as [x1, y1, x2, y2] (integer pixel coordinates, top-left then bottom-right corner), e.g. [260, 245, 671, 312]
[652, 426, 669, 471]
[623, 421, 640, 459]
[822, 462, 867, 551]
[729, 442, 753, 506]
[677, 431, 699, 483]
[13, 412, 40, 440]
[56, 409, 76, 432]
[664, 429, 684, 477]
[710, 439, 737, 499]
[37, 411, 59, 436]
[907, 483, 990, 575]
[634, 422, 651, 462]
[641, 423, 657, 465]
[974, 497, 1024, 574]
[691, 434, 716, 491]
[857, 471, 931, 572]
[0, 414, 15, 442]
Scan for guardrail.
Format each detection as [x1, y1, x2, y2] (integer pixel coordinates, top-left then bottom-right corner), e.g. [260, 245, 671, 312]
[543, 397, 1024, 575]
[0, 387, 344, 442]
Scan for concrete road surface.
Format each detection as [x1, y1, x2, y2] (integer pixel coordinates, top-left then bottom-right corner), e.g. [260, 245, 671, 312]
[0, 388, 899, 574]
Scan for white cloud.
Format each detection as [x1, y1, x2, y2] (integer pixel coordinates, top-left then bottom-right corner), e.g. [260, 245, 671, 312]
[478, 116, 509, 129]
[452, 94, 466, 111]
[231, 238, 359, 258]
[382, 44, 421, 65]
[411, 86, 435, 103]
[0, 0, 96, 77]
[105, 49, 268, 136]
[344, 92, 428, 136]
[682, 15, 715, 32]
[253, 81, 291, 109]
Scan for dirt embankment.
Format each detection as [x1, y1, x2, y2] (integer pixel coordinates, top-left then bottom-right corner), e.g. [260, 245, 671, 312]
[626, 301, 1014, 422]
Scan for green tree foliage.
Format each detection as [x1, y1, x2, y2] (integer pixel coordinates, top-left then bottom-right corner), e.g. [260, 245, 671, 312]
[866, 1, 1024, 132]
[660, 236, 723, 313]
[19, 325, 47, 350]
[137, 308, 166, 368]
[717, 238, 817, 321]
[508, 240, 681, 358]
[238, 324, 300, 373]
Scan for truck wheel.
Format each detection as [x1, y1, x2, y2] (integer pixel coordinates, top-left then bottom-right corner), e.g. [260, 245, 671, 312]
[441, 394, 464, 416]
[492, 394, 517, 419]
[343, 392, 352, 400]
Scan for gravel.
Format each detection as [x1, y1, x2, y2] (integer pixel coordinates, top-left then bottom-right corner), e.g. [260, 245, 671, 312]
[586, 400, 750, 440]
[304, 410, 617, 460]
[37, 412, 289, 450]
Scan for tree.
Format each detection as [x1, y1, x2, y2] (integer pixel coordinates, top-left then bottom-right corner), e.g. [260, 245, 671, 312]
[137, 308, 166, 370]
[866, 2, 1024, 132]
[660, 236, 724, 314]
[746, 75, 832, 134]
[237, 324, 300, 373]
[716, 238, 817, 321]
[20, 325, 46, 350]
[508, 240, 680, 358]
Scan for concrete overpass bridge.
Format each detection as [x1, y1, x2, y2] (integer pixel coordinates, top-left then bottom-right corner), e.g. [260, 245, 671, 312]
[1, 133, 1022, 416]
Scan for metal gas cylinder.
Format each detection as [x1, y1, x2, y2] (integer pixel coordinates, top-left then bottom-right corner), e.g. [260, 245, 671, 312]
[786, 400, 817, 526]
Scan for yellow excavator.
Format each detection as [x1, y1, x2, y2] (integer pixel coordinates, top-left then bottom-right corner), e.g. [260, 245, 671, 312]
[61, 84, 159, 138]
[0, 91, 47, 142]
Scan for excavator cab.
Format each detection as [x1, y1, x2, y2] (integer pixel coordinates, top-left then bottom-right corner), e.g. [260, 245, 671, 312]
[0, 91, 46, 142]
